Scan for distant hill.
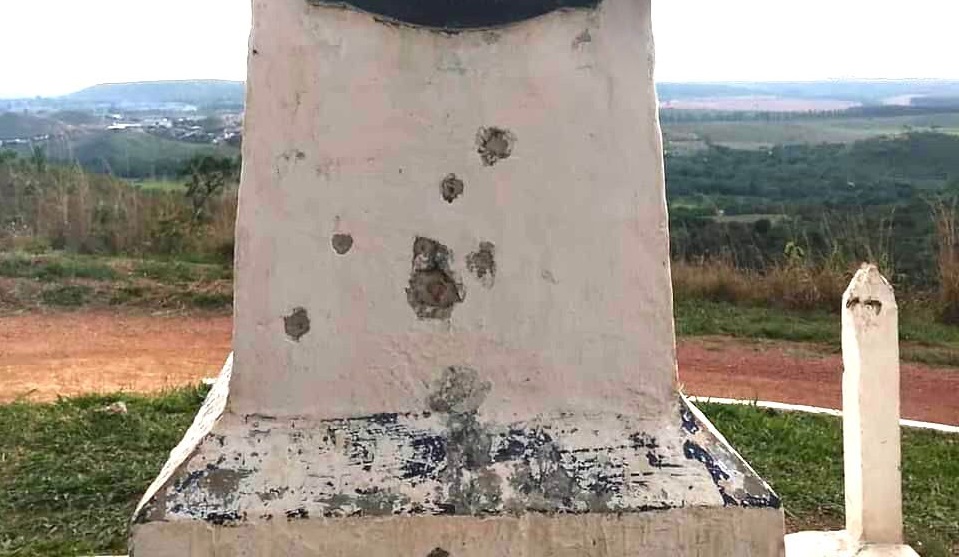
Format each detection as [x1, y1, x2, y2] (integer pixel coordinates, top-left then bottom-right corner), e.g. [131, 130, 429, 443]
[52, 130, 239, 179]
[6, 79, 959, 113]
[657, 80, 959, 105]
[62, 80, 245, 109]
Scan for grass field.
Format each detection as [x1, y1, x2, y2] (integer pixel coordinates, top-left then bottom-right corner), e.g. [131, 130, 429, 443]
[663, 112, 959, 151]
[0, 389, 954, 556]
[0, 252, 232, 311]
[675, 298, 959, 367]
[127, 178, 183, 191]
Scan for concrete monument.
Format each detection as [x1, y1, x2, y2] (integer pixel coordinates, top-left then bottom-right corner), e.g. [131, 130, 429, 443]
[131, 0, 785, 554]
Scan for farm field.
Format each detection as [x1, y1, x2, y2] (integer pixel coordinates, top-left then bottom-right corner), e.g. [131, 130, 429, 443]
[663, 112, 959, 151]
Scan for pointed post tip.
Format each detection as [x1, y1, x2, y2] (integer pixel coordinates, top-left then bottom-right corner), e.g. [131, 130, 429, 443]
[843, 264, 896, 312]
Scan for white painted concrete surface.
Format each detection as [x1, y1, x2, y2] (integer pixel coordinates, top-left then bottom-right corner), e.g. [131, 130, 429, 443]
[230, 0, 677, 423]
[784, 531, 919, 557]
[841, 265, 903, 546]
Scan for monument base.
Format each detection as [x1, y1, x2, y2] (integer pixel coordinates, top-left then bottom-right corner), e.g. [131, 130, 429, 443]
[131, 357, 785, 556]
[134, 509, 783, 556]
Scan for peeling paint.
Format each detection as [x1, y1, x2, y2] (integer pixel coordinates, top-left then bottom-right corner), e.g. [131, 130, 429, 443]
[142, 399, 780, 525]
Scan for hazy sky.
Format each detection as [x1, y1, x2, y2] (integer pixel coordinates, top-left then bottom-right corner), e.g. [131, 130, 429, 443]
[0, 0, 956, 98]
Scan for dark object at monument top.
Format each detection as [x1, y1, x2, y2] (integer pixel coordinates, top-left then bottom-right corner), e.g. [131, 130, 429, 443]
[307, 0, 600, 30]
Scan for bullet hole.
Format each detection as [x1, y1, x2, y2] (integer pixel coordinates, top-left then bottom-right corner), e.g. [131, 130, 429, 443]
[847, 296, 883, 315]
[331, 233, 354, 255]
[284, 307, 310, 341]
[440, 174, 465, 203]
[466, 241, 496, 288]
[427, 549, 450, 557]
[407, 237, 464, 320]
[572, 28, 591, 48]
[476, 127, 515, 166]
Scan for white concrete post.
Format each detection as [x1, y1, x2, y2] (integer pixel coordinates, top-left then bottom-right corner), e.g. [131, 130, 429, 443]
[841, 264, 903, 545]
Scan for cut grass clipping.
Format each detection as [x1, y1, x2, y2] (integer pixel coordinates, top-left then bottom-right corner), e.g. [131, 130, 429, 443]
[0, 390, 956, 556]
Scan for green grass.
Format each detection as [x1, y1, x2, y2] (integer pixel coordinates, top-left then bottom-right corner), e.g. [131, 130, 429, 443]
[0, 391, 954, 556]
[701, 403, 959, 556]
[0, 252, 118, 282]
[127, 179, 183, 191]
[39, 284, 93, 307]
[0, 388, 208, 556]
[0, 252, 233, 311]
[675, 298, 959, 367]
[675, 298, 839, 344]
[131, 259, 232, 283]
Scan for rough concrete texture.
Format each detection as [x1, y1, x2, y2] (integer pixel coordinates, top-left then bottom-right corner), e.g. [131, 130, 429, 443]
[842, 265, 903, 545]
[132, 0, 785, 553]
[135, 509, 784, 556]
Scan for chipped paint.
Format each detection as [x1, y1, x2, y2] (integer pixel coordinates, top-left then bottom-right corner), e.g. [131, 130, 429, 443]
[138, 395, 778, 525]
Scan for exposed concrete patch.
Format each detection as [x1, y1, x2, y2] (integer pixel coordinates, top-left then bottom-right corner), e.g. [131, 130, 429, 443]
[331, 233, 354, 255]
[284, 308, 311, 341]
[440, 174, 465, 203]
[427, 366, 499, 515]
[427, 366, 491, 414]
[466, 242, 496, 288]
[407, 237, 465, 320]
[476, 127, 515, 166]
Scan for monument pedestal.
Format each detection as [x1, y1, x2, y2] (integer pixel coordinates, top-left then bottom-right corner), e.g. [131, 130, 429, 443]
[132, 0, 785, 553]
[133, 359, 783, 556]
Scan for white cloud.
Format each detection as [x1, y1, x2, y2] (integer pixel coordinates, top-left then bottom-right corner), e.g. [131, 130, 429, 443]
[0, 0, 251, 98]
[653, 0, 959, 82]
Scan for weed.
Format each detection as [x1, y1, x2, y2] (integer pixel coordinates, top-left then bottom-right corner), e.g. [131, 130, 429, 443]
[39, 285, 93, 307]
[0, 253, 117, 282]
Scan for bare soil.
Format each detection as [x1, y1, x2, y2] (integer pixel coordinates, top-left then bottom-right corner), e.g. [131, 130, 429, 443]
[2, 312, 957, 425]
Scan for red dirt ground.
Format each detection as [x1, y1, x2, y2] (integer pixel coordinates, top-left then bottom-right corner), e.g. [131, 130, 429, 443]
[1, 312, 957, 425]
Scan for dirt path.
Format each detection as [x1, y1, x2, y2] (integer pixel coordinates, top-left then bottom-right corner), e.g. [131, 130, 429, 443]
[0, 311, 232, 403]
[2, 312, 957, 425]
[680, 337, 959, 426]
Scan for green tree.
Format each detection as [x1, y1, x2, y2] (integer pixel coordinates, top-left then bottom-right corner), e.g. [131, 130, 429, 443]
[181, 154, 240, 221]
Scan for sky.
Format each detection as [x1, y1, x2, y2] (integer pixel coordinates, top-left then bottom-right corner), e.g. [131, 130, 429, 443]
[0, 0, 956, 98]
